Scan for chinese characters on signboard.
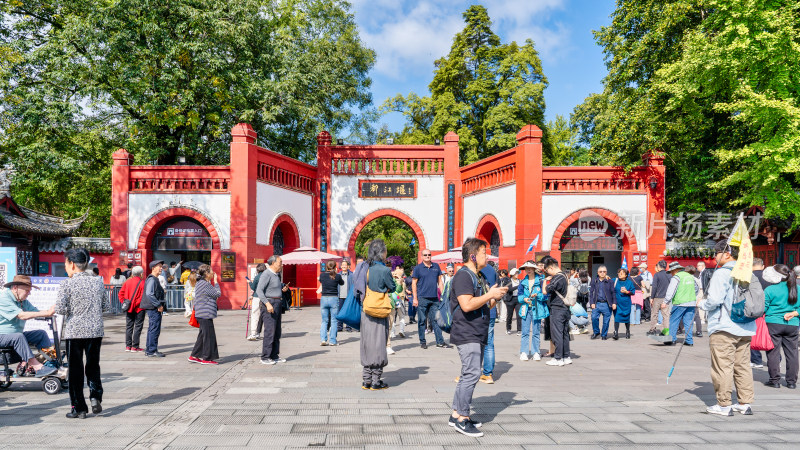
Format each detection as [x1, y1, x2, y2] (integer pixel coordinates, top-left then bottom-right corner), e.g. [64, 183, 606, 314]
[359, 181, 416, 199]
[221, 252, 236, 282]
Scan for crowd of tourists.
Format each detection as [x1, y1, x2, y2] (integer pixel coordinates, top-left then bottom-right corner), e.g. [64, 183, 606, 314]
[2, 238, 800, 433]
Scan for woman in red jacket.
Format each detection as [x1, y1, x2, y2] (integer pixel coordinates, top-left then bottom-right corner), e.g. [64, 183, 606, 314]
[118, 266, 146, 352]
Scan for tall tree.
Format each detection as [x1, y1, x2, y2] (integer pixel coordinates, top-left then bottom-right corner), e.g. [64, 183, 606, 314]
[575, 0, 800, 223]
[354, 217, 419, 271]
[0, 0, 375, 235]
[382, 5, 548, 165]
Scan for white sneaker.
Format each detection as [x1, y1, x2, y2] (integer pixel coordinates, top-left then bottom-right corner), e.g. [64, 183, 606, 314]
[390, 333, 396, 339]
[731, 403, 753, 415]
[532, 353, 541, 361]
[750, 362, 764, 368]
[398, 331, 406, 338]
[569, 329, 581, 335]
[519, 353, 529, 361]
[386, 347, 395, 355]
[563, 357, 573, 365]
[706, 404, 734, 416]
[546, 359, 564, 367]
[247, 334, 259, 341]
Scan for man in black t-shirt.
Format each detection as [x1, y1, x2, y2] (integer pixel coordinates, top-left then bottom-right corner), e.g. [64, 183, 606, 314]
[542, 256, 572, 366]
[448, 238, 507, 438]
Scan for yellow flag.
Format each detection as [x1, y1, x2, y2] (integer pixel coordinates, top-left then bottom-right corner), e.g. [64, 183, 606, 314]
[728, 214, 753, 283]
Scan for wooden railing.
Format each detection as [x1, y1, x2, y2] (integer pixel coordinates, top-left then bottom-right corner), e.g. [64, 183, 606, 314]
[332, 158, 444, 175]
[257, 162, 314, 194]
[461, 164, 516, 195]
[542, 167, 647, 193]
[129, 166, 231, 192]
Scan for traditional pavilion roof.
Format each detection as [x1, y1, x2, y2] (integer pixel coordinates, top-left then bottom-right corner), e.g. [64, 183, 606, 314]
[0, 168, 88, 238]
[39, 237, 113, 254]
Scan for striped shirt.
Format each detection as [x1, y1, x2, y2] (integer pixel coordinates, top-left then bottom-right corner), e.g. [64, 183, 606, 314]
[193, 279, 221, 319]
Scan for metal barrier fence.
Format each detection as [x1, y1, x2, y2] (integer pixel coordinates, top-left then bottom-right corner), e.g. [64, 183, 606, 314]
[104, 284, 186, 315]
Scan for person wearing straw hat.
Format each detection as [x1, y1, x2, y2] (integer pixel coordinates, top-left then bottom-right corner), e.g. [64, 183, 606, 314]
[0, 275, 58, 378]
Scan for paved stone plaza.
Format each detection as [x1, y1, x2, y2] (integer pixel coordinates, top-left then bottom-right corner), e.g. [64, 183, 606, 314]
[1, 308, 798, 449]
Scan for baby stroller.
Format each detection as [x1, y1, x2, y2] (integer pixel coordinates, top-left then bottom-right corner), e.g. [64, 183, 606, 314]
[0, 317, 68, 395]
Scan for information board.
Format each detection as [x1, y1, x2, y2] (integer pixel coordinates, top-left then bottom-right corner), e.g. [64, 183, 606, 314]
[23, 277, 67, 341]
[221, 251, 236, 282]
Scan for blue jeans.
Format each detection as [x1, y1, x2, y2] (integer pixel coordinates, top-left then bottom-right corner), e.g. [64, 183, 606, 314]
[520, 312, 541, 355]
[482, 322, 495, 376]
[631, 304, 642, 325]
[416, 297, 444, 345]
[591, 302, 612, 337]
[146, 309, 162, 354]
[670, 305, 696, 344]
[0, 330, 52, 362]
[320, 296, 339, 344]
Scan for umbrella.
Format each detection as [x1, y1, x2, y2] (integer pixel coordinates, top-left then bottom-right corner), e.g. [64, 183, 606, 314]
[430, 247, 499, 264]
[279, 246, 343, 265]
[182, 261, 204, 270]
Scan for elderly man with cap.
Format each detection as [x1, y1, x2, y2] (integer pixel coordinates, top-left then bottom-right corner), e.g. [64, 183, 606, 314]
[0, 275, 57, 377]
[142, 260, 167, 357]
[638, 262, 653, 320]
[664, 261, 700, 346]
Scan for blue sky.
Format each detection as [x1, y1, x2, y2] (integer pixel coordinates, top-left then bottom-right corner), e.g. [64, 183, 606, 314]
[349, 0, 616, 132]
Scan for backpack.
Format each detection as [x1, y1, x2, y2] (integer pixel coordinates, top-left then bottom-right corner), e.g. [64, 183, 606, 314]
[718, 267, 765, 323]
[553, 273, 578, 306]
[436, 267, 484, 333]
[578, 281, 590, 295]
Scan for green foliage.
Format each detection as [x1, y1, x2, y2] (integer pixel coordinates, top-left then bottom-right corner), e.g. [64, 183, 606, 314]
[0, 0, 375, 236]
[381, 5, 548, 165]
[574, 0, 800, 224]
[544, 114, 590, 166]
[354, 216, 419, 271]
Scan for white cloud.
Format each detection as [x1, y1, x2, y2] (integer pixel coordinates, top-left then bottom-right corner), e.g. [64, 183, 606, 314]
[351, 0, 571, 80]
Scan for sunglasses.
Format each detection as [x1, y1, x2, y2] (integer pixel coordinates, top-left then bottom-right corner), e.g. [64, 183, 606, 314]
[422, 253, 431, 256]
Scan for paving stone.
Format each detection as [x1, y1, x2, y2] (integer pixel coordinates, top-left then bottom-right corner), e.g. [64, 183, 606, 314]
[546, 432, 630, 445]
[3, 309, 800, 448]
[622, 432, 707, 444]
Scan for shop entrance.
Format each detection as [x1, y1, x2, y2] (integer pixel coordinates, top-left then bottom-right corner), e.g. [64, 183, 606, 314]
[559, 217, 623, 276]
[151, 217, 213, 273]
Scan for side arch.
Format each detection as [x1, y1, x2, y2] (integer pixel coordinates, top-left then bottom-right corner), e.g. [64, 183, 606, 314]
[347, 209, 427, 260]
[269, 213, 301, 254]
[137, 207, 222, 250]
[549, 207, 639, 253]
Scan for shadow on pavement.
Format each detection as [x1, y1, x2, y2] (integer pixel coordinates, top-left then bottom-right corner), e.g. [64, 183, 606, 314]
[491, 361, 512, 381]
[281, 332, 308, 339]
[100, 387, 200, 417]
[470, 391, 532, 423]
[288, 350, 326, 361]
[216, 353, 253, 365]
[385, 366, 429, 387]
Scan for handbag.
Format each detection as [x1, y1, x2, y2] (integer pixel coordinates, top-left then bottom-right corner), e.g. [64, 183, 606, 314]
[335, 285, 361, 330]
[362, 268, 391, 318]
[189, 309, 199, 328]
[120, 278, 143, 313]
[750, 316, 774, 351]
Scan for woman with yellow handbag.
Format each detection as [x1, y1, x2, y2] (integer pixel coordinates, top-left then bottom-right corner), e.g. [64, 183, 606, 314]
[360, 239, 395, 390]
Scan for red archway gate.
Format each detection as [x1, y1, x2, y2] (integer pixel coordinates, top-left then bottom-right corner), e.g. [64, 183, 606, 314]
[346, 209, 427, 262]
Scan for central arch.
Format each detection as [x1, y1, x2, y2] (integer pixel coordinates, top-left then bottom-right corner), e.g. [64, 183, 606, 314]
[347, 209, 427, 261]
[549, 207, 639, 254]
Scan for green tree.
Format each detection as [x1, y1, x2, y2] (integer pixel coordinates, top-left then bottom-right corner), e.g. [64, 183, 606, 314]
[544, 114, 590, 166]
[354, 217, 419, 271]
[1, 0, 375, 235]
[382, 5, 548, 165]
[575, 0, 800, 223]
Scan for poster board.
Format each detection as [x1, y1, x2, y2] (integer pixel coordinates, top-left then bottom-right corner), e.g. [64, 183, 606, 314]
[0, 247, 16, 287]
[23, 277, 67, 341]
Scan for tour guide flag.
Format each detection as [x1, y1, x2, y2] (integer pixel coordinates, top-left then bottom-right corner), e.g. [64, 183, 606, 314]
[727, 213, 753, 283]
[527, 235, 540, 253]
[621, 256, 628, 270]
